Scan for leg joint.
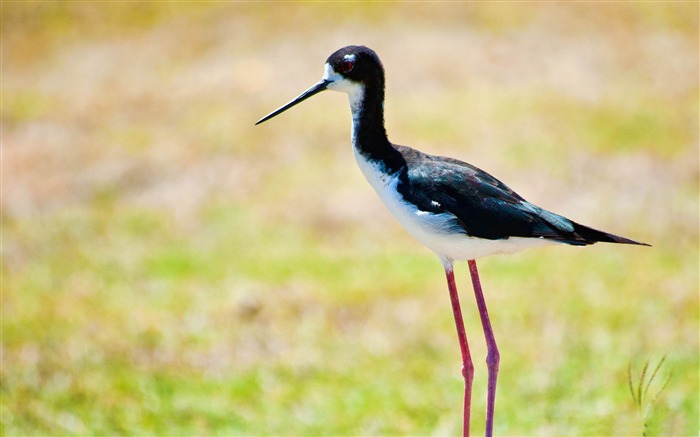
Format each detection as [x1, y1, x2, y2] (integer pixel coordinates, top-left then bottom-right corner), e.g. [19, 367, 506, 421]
[462, 360, 475, 380]
[485, 348, 500, 368]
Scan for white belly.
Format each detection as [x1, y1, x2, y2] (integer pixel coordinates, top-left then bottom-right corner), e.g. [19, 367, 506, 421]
[353, 149, 556, 261]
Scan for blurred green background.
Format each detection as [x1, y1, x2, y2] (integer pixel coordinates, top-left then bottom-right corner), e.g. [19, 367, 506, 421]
[2, 3, 698, 436]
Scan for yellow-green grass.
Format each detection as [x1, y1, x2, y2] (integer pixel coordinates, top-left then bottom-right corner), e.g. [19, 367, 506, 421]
[3, 3, 698, 436]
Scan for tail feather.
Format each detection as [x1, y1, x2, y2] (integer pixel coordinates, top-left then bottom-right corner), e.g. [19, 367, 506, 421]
[567, 221, 650, 246]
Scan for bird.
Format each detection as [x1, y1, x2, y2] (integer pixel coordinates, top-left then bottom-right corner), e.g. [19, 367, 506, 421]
[255, 45, 648, 437]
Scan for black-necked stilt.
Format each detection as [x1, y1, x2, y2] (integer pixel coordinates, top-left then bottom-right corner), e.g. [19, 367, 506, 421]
[256, 45, 648, 437]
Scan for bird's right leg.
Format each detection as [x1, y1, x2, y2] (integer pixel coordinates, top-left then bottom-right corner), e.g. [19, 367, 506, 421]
[468, 259, 499, 437]
[443, 260, 474, 437]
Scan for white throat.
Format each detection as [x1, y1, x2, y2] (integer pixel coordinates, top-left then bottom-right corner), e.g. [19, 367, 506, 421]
[322, 63, 365, 145]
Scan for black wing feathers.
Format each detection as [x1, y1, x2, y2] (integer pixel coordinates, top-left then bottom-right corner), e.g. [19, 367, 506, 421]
[396, 146, 647, 246]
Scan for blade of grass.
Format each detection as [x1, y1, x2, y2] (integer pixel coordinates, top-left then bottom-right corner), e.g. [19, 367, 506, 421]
[647, 370, 672, 412]
[637, 360, 649, 408]
[642, 355, 666, 406]
[628, 361, 639, 408]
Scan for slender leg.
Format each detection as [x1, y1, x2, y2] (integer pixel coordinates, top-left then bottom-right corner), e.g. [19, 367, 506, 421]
[468, 260, 500, 437]
[444, 261, 474, 437]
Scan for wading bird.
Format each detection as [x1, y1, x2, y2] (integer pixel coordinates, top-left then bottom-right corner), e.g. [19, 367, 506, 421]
[256, 45, 648, 436]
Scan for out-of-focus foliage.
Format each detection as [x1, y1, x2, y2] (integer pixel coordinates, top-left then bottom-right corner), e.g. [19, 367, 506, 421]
[3, 3, 697, 435]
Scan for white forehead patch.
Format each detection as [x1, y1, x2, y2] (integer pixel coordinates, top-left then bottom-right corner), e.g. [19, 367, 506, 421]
[322, 63, 336, 80]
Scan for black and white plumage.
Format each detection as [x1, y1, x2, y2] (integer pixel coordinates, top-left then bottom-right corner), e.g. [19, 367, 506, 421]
[256, 45, 648, 437]
[258, 45, 645, 262]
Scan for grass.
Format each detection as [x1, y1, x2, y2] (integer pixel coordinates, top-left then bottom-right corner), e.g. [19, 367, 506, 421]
[3, 3, 698, 436]
[628, 356, 672, 435]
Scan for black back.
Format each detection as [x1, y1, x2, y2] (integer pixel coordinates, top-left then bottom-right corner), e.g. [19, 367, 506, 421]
[394, 146, 645, 245]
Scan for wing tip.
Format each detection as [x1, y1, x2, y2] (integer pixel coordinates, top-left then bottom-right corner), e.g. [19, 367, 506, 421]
[571, 222, 650, 247]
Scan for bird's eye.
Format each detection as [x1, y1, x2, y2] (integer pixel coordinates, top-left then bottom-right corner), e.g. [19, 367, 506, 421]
[339, 60, 354, 73]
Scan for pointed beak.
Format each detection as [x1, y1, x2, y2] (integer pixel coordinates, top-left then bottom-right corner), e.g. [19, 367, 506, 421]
[255, 79, 331, 125]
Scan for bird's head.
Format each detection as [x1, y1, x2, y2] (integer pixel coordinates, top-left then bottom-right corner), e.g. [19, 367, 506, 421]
[256, 45, 384, 125]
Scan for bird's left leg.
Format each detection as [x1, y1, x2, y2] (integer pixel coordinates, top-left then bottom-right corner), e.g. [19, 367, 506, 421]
[467, 259, 500, 437]
[443, 259, 474, 437]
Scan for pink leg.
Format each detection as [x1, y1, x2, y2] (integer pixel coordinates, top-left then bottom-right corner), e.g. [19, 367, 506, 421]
[444, 262, 474, 437]
[468, 260, 500, 437]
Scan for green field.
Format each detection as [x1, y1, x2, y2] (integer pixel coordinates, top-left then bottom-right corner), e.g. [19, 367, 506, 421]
[3, 3, 698, 436]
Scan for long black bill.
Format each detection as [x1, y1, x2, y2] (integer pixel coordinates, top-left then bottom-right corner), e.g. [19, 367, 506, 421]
[255, 79, 331, 125]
